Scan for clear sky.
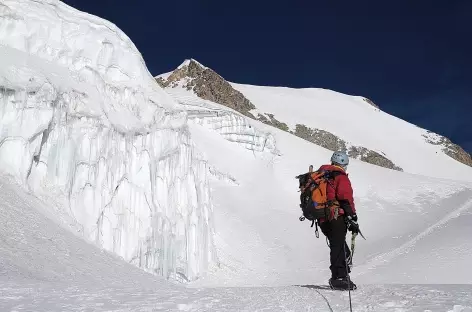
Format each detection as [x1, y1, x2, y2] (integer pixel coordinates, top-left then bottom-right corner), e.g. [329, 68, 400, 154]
[62, 0, 472, 154]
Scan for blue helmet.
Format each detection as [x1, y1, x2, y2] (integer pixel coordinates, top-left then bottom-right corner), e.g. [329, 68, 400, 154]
[330, 151, 349, 166]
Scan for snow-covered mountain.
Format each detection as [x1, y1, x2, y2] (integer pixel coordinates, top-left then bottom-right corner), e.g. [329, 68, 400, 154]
[156, 59, 472, 182]
[1, 1, 472, 311]
[152, 71, 472, 285]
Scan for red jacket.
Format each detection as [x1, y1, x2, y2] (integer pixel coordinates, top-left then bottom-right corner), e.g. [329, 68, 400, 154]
[317, 164, 356, 219]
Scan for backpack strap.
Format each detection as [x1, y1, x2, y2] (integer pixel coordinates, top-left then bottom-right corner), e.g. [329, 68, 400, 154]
[324, 170, 345, 190]
[322, 170, 344, 220]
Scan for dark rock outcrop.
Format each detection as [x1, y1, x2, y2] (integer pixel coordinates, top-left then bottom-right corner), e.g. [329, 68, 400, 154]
[256, 113, 289, 132]
[293, 124, 403, 171]
[156, 60, 255, 117]
[293, 124, 347, 152]
[348, 146, 403, 171]
[423, 131, 472, 167]
[362, 97, 379, 108]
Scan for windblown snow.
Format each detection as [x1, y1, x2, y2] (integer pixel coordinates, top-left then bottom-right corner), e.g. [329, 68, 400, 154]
[1, 0, 472, 311]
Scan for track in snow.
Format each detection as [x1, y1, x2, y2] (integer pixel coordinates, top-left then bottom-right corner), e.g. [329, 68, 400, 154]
[354, 191, 472, 278]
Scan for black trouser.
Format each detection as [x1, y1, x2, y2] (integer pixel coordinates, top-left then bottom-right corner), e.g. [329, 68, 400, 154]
[319, 216, 351, 279]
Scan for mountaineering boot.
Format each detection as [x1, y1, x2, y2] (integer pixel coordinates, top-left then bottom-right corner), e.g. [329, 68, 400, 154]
[329, 277, 357, 290]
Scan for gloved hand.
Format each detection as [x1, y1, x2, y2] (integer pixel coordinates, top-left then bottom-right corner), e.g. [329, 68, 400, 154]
[346, 214, 359, 234]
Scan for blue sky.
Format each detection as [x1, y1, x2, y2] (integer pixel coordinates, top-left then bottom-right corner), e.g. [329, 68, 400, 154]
[63, 0, 472, 154]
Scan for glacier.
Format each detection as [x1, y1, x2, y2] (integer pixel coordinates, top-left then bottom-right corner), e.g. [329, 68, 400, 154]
[1, 1, 472, 311]
[0, 0, 216, 281]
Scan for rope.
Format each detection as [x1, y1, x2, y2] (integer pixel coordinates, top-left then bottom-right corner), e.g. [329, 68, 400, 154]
[313, 289, 334, 312]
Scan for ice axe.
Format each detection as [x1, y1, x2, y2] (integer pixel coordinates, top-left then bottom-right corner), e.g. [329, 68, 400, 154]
[357, 228, 366, 240]
[348, 228, 366, 268]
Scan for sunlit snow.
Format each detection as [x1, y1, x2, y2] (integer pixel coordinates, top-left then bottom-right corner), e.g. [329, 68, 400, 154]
[0, 0, 472, 311]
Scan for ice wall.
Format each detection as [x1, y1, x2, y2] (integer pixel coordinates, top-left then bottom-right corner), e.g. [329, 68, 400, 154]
[0, 0, 216, 281]
[188, 109, 279, 155]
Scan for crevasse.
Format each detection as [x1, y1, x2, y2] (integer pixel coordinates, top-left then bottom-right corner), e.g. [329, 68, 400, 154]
[188, 109, 279, 155]
[0, 0, 216, 281]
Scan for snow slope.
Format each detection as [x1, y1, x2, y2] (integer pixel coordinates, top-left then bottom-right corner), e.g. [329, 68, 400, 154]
[1, 173, 472, 311]
[186, 113, 472, 287]
[231, 82, 472, 182]
[0, 0, 216, 281]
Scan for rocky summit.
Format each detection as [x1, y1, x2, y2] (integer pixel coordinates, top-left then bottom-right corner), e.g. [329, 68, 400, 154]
[156, 59, 255, 117]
